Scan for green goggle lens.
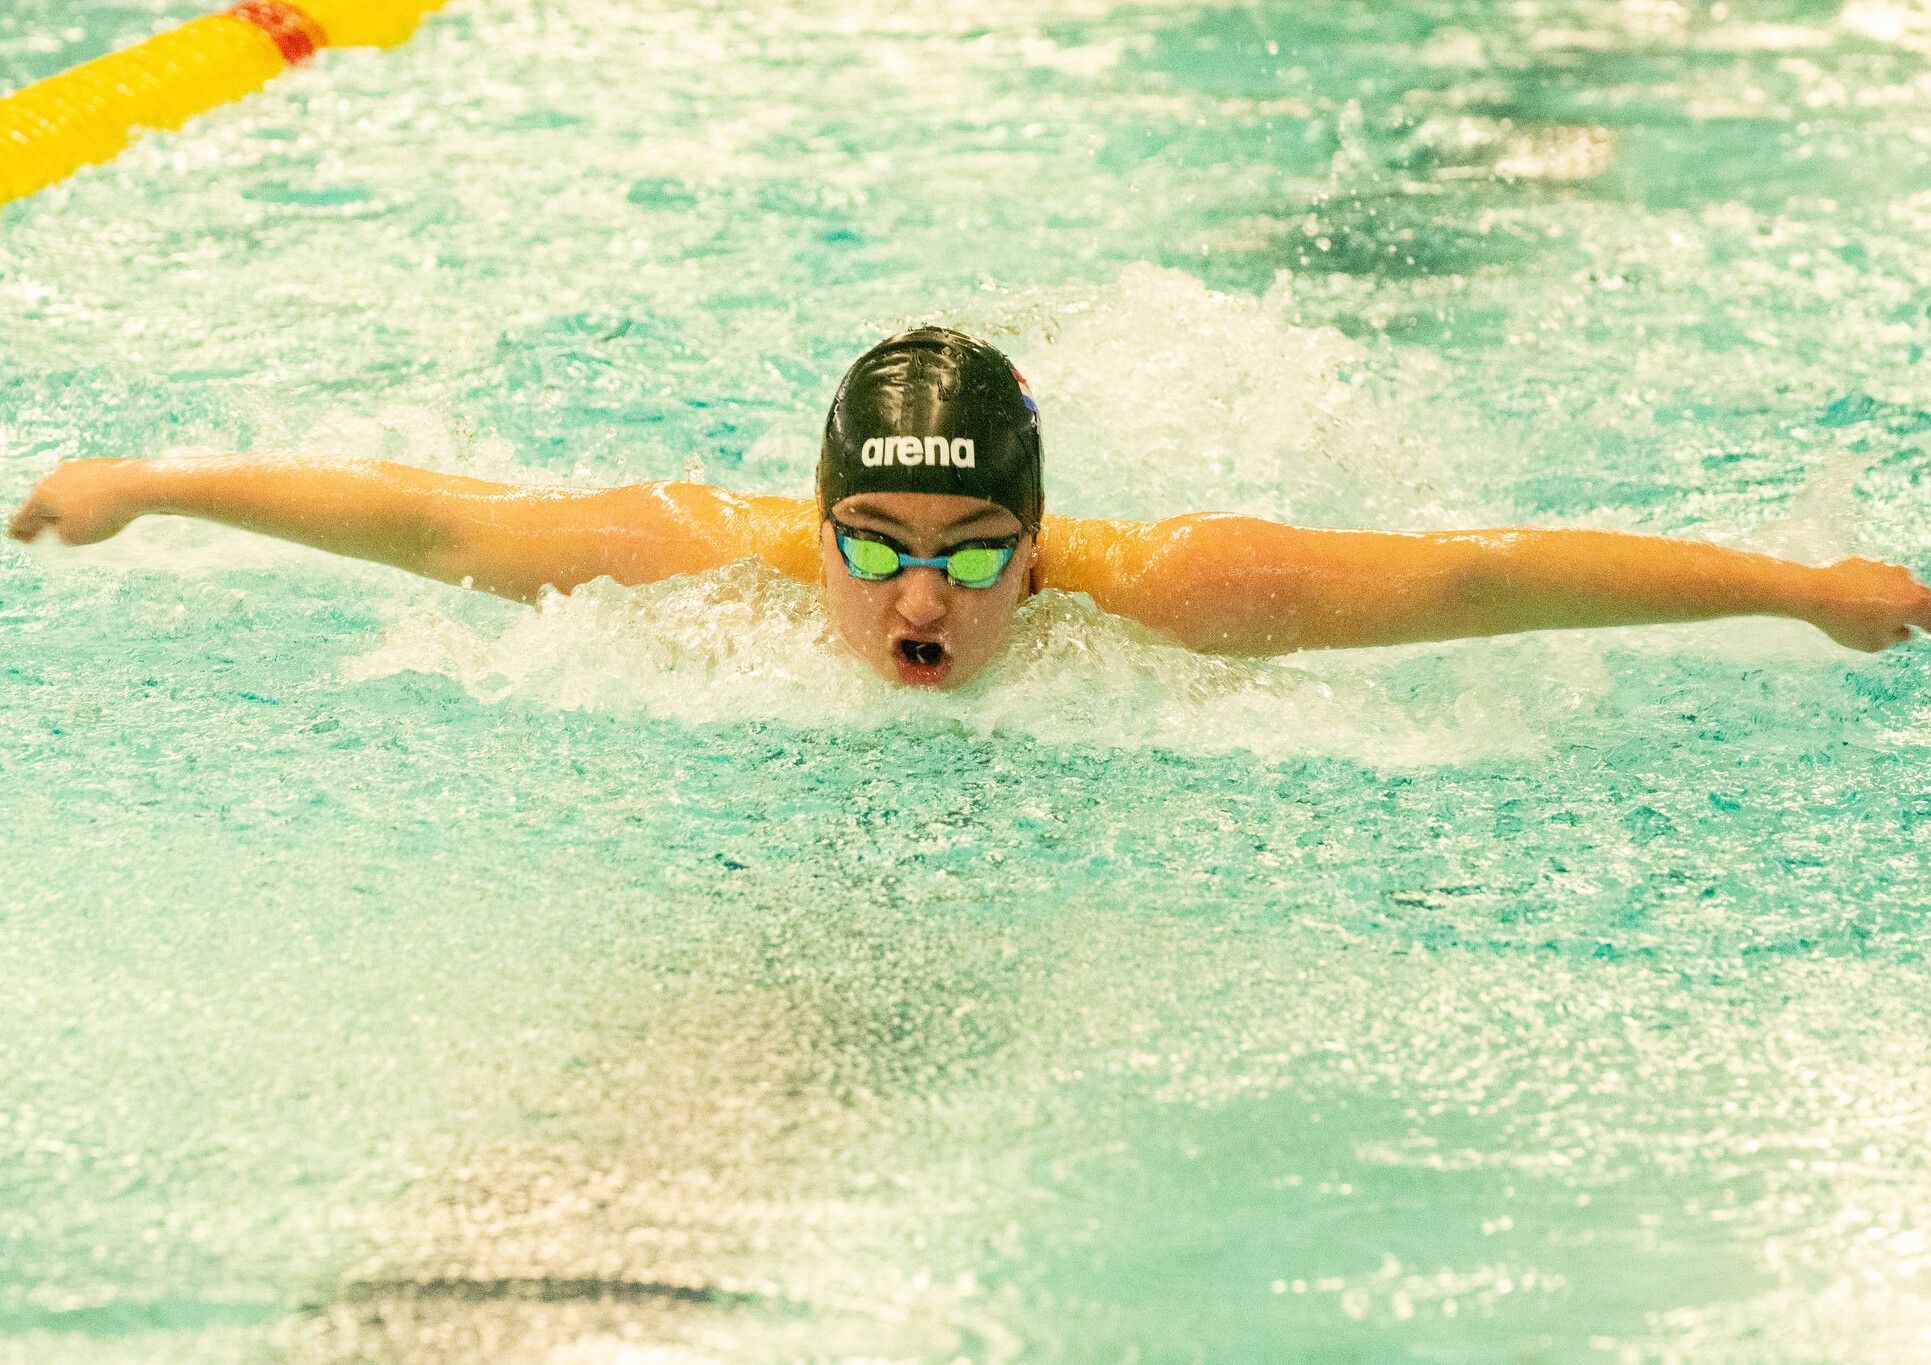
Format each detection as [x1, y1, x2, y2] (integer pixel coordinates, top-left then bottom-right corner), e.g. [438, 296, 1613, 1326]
[843, 537, 902, 578]
[944, 545, 1004, 584]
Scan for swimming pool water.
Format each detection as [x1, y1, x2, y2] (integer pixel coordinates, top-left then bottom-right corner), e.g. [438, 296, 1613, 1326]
[5, 0, 1931, 1361]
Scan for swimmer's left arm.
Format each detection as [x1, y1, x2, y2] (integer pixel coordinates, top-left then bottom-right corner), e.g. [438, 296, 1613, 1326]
[1038, 514, 1931, 655]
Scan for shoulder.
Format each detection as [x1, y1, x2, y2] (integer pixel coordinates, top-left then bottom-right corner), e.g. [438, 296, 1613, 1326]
[730, 490, 819, 581]
[1034, 514, 1116, 595]
[1032, 511, 1323, 647]
[1033, 512, 1203, 596]
[605, 481, 819, 582]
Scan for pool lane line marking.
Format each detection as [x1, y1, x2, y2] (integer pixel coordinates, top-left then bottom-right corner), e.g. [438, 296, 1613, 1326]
[0, 0, 450, 208]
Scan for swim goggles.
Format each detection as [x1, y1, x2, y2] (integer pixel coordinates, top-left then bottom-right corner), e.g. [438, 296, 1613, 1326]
[832, 520, 1017, 589]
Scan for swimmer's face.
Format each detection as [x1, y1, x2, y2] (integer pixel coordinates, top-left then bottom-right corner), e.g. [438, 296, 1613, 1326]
[819, 492, 1034, 690]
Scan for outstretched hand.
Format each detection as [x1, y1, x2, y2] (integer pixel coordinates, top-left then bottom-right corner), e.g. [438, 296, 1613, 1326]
[1808, 556, 1931, 653]
[9, 458, 144, 546]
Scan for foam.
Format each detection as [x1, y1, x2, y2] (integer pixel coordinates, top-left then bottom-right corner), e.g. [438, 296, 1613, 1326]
[336, 557, 1572, 766]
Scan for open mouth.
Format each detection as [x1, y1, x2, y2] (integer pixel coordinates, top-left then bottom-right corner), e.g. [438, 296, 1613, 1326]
[892, 637, 951, 686]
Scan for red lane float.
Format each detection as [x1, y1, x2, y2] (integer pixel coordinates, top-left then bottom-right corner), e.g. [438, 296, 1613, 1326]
[228, 2, 329, 67]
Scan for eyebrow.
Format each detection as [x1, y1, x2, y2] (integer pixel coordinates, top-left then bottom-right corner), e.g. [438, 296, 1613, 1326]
[837, 502, 1018, 535]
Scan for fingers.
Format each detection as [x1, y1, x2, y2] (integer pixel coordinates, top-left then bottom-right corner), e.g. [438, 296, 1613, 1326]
[1842, 558, 1931, 643]
[6, 496, 50, 544]
[1908, 581, 1931, 636]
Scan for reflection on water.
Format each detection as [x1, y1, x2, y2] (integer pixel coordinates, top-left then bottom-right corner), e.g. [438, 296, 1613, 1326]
[5, 0, 1931, 1361]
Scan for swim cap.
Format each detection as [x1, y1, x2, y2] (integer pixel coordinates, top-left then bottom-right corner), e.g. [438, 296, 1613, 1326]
[817, 328, 1043, 532]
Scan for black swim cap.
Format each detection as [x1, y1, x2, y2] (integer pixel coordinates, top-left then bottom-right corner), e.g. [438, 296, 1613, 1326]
[817, 328, 1043, 532]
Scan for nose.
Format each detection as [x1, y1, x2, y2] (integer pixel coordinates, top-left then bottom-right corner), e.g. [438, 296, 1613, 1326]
[894, 567, 949, 629]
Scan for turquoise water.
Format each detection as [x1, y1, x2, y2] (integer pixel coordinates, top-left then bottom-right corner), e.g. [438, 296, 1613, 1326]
[5, 0, 1931, 1361]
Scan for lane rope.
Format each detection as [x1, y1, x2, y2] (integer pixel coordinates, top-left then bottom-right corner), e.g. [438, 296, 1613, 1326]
[0, 0, 449, 207]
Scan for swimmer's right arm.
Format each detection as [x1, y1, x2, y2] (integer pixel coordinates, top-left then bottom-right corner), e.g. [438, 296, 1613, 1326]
[7, 456, 820, 601]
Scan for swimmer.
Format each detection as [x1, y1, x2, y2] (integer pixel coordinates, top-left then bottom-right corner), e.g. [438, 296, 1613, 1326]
[10, 327, 1931, 687]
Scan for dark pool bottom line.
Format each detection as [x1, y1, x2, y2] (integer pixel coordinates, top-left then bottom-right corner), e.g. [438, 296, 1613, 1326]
[2, 1278, 772, 1339]
[338, 1276, 765, 1308]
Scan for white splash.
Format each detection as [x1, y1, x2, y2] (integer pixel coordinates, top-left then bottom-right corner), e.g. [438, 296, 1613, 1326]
[750, 262, 1500, 529]
[342, 560, 1561, 766]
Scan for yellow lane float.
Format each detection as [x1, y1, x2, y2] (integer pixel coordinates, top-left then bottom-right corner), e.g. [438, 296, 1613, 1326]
[0, 1, 449, 206]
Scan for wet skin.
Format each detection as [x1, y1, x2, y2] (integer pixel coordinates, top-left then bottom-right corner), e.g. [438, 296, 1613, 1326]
[817, 493, 1034, 690]
[12, 457, 1931, 675]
